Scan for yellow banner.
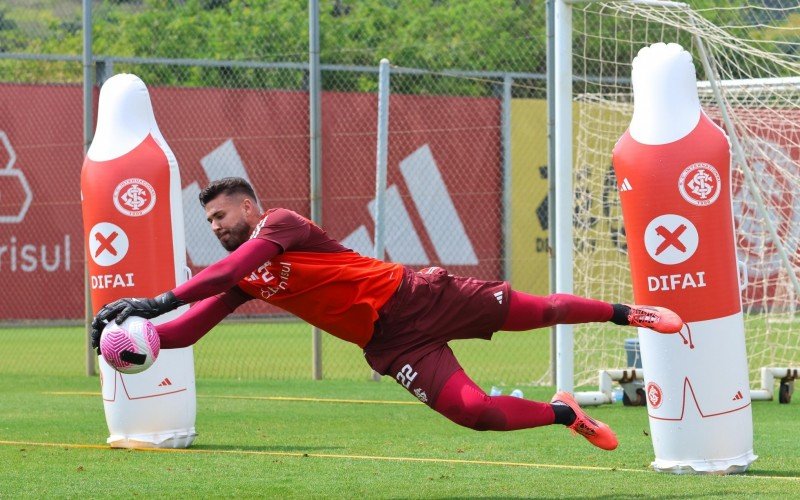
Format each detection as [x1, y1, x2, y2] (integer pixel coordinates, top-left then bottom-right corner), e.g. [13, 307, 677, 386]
[510, 99, 549, 295]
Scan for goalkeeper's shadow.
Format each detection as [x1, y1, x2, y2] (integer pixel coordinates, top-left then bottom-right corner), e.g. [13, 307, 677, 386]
[742, 469, 800, 479]
[189, 443, 345, 454]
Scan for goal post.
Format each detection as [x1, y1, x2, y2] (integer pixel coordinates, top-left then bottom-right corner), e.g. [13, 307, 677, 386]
[553, 0, 575, 393]
[552, 0, 800, 392]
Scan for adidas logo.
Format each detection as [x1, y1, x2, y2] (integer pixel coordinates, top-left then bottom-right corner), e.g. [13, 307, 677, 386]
[342, 144, 478, 266]
[183, 142, 479, 268]
[494, 291, 504, 304]
[619, 177, 633, 192]
[158, 378, 173, 387]
[732, 390, 743, 401]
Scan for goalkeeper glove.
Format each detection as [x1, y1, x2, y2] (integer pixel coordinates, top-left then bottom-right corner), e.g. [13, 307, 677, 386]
[90, 291, 184, 355]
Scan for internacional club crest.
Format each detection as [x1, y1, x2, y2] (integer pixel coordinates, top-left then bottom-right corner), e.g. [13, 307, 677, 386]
[678, 162, 721, 207]
[113, 178, 156, 217]
[646, 381, 663, 409]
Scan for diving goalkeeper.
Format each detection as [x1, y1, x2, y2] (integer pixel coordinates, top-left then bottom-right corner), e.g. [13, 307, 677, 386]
[92, 177, 684, 451]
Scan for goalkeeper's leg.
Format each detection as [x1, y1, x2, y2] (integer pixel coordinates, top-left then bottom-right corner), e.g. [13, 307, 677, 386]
[434, 367, 618, 450]
[372, 345, 617, 449]
[500, 290, 683, 334]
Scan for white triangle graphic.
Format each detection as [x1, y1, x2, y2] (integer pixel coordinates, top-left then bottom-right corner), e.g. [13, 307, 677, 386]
[183, 139, 261, 267]
[343, 144, 478, 266]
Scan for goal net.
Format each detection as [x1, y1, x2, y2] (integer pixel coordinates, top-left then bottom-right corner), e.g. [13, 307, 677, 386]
[566, 0, 800, 386]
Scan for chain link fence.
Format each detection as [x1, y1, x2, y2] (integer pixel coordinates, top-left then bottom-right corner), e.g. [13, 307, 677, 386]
[0, 1, 549, 387]
[3, 0, 796, 389]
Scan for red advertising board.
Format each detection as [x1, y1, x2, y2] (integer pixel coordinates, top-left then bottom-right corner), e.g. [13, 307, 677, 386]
[0, 84, 84, 320]
[0, 83, 501, 320]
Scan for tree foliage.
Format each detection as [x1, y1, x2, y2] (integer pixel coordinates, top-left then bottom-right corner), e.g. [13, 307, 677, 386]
[1, 0, 797, 88]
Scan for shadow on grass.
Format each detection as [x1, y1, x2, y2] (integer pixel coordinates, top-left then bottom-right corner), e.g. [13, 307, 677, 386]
[189, 443, 344, 453]
[437, 496, 768, 500]
[746, 469, 800, 478]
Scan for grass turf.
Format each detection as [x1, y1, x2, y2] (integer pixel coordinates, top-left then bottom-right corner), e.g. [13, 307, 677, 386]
[2, 323, 799, 497]
[0, 322, 552, 383]
[1, 373, 799, 498]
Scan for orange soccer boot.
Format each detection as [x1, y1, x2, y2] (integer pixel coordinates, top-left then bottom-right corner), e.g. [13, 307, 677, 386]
[551, 391, 618, 451]
[624, 304, 684, 334]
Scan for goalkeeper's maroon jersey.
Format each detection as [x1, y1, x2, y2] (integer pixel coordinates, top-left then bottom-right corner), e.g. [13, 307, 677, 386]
[237, 208, 403, 347]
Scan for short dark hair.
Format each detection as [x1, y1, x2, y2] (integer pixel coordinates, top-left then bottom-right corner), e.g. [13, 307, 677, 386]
[199, 177, 258, 207]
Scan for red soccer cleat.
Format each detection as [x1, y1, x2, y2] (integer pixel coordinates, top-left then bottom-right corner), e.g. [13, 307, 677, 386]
[551, 391, 618, 451]
[624, 304, 683, 334]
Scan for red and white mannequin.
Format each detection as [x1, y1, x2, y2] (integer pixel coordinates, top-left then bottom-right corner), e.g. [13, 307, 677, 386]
[613, 43, 756, 474]
[82, 74, 197, 448]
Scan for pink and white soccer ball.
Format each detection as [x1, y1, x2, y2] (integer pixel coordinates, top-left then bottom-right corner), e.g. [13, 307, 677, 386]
[99, 316, 160, 374]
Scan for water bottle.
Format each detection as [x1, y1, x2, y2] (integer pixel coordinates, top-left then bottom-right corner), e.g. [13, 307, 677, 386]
[489, 386, 502, 396]
[612, 388, 624, 404]
[510, 389, 524, 398]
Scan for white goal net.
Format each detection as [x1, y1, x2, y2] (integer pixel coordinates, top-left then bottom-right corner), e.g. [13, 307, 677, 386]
[566, 0, 800, 386]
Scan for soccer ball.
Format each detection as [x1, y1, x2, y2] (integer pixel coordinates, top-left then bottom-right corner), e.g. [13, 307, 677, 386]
[100, 316, 160, 374]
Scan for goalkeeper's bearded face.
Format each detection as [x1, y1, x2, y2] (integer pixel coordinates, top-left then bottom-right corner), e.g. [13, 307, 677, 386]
[205, 194, 258, 251]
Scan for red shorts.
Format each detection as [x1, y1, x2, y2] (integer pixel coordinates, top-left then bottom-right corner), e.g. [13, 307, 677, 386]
[363, 266, 510, 407]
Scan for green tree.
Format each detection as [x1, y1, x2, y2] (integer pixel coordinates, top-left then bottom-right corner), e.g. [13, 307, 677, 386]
[19, 0, 545, 91]
[3, 0, 797, 87]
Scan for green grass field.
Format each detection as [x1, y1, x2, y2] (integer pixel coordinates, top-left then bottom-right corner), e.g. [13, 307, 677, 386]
[2, 325, 799, 497]
[0, 321, 553, 383]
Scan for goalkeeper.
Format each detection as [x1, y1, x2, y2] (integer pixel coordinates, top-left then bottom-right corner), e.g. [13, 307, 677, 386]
[92, 177, 684, 451]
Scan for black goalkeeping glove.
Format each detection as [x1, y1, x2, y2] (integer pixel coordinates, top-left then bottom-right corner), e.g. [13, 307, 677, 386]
[90, 291, 185, 355]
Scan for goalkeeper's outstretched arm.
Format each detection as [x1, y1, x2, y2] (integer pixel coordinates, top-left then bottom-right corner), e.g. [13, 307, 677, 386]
[157, 287, 252, 348]
[171, 238, 282, 303]
[91, 237, 281, 352]
[95, 237, 280, 325]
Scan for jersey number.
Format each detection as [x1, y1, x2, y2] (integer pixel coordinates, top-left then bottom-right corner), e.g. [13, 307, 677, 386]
[396, 364, 418, 389]
[249, 262, 275, 284]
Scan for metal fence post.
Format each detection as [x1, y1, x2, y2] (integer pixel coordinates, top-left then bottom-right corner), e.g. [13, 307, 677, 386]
[82, 0, 96, 377]
[309, 0, 323, 381]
